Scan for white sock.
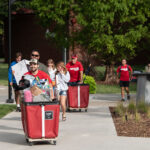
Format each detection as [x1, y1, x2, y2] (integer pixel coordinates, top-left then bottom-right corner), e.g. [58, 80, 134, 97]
[17, 104, 20, 107]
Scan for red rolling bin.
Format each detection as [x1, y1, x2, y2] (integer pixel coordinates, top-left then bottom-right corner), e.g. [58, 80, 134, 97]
[21, 101, 60, 145]
[67, 84, 89, 112]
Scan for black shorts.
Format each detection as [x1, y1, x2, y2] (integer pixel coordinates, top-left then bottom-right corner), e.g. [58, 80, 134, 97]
[119, 81, 129, 87]
[13, 83, 20, 91]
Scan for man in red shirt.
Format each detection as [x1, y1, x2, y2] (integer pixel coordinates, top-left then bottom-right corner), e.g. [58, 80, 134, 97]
[66, 54, 83, 84]
[117, 59, 133, 101]
[25, 59, 54, 99]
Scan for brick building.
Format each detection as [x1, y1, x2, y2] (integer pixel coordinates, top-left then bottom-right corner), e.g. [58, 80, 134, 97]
[4, 8, 64, 65]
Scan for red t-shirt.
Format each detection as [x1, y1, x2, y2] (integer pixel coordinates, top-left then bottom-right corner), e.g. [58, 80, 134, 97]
[117, 65, 132, 81]
[24, 70, 52, 84]
[66, 61, 83, 82]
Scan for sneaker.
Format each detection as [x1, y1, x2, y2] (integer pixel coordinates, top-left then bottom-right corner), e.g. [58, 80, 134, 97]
[127, 95, 130, 100]
[121, 98, 125, 102]
[16, 107, 21, 112]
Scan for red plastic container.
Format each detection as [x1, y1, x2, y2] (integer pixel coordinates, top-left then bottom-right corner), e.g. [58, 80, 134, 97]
[67, 84, 89, 109]
[21, 101, 60, 139]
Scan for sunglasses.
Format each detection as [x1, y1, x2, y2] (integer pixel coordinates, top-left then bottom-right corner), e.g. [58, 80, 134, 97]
[32, 54, 39, 57]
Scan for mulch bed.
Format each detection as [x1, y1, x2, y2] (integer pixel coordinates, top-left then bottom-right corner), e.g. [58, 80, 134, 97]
[109, 107, 150, 137]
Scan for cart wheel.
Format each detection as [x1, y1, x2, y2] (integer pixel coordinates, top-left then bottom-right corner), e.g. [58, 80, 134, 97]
[79, 109, 81, 112]
[85, 109, 87, 112]
[26, 139, 29, 143]
[53, 140, 57, 145]
[67, 108, 70, 112]
[28, 142, 33, 146]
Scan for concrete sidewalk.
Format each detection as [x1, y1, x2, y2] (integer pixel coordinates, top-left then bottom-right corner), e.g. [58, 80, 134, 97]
[1, 86, 150, 150]
[0, 100, 150, 150]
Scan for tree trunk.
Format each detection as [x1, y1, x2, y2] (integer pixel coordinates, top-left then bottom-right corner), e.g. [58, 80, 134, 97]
[104, 64, 119, 84]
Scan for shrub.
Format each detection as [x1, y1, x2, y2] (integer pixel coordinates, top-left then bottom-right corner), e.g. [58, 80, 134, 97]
[128, 101, 136, 114]
[83, 74, 96, 94]
[147, 108, 150, 118]
[135, 111, 141, 122]
[115, 103, 127, 117]
[137, 101, 149, 114]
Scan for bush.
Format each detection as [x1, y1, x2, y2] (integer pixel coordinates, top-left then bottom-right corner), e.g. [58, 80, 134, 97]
[137, 101, 149, 114]
[115, 103, 127, 117]
[128, 101, 136, 114]
[83, 74, 96, 94]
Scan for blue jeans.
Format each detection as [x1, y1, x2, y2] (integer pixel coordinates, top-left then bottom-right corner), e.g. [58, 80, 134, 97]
[59, 90, 67, 96]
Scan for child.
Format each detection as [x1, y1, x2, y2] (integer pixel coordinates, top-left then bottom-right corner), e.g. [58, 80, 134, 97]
[56, 61, 70, 121]
[47, 59, 57, 87]
[8, 52, 22, 112]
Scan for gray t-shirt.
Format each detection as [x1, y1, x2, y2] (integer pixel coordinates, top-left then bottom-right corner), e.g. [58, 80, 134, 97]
[38, 62, 49, 75]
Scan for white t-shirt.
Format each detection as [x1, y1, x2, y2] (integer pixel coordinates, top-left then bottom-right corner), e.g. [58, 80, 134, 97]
[48, 68, 57, 81]
[56, 71, 70, 91]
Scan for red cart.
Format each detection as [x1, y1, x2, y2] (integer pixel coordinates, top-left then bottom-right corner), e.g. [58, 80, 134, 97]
[21, 101, 60, 146]
[67, 84, 89, 112]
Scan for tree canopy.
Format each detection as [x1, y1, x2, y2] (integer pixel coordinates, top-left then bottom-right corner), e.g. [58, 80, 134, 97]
[74, 0, 150, 64]
[0, 0, 31, 34]
[30, 0, 74, 48]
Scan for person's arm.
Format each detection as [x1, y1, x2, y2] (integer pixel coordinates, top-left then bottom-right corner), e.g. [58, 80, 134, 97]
[45, 72, 54, 100]
[78, 62, 84, 84]
[49, 83, 54, 100]
[79, 71, 83, 84]
[61, 71, 70, 83]
[116, 67, 120, 79]
[8, 63, 13, 86]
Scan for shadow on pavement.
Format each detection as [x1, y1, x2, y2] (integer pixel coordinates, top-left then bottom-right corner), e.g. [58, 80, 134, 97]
[1, 117, 21, 121]
[0, 125, 22, 131]
[0, 131, 27, 146]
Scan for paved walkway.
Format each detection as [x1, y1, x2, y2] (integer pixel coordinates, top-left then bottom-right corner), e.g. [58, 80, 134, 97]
[0, 86, 150, 150]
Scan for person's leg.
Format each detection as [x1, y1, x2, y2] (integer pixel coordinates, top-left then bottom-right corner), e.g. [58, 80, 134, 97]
[125, 81, 130, 100]
[13, 83, 21, 111]
[120, 81, 125, 101]
[15, 90, 21, 112]
[121, 87, 125, 101]
[15, 91, 20, 105]
[60, 94, 67, 120]
[125, 87, 129, 94]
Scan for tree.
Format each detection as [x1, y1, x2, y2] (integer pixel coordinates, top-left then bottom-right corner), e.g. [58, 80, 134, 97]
[0, 0, 31, 35]
[73, 0, 150, 83]
[30, 0, 75, 49]
[0, 0, 31, 58]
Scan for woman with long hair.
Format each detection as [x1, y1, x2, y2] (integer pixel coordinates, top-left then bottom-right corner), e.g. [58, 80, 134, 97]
[56, 61, 70, 121]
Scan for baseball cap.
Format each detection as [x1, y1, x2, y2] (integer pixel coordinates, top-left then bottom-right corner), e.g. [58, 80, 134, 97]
[30, 59, 38, 64]
[71, 54, 77, 59]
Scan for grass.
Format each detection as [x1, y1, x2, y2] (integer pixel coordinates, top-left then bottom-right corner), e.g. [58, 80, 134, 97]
[0, 63, 8, 86]
[96, 82, 137, 94]
[0, 104, 16, 119]
[94, 65, 145, 81]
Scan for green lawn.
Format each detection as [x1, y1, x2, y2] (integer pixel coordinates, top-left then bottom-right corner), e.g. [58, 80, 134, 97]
[0, 104, 16, 119]
[0, 63, 8, 86]
[96, 82, 137, 94]
[94, 65, 145, 81]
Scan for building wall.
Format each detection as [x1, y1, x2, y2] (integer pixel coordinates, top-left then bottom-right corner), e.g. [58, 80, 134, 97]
[4, 14, 63, 65]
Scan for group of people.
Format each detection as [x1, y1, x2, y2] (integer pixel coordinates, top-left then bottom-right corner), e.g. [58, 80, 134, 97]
[8, 50, 84, 121]
[10, 49, 146, 119]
